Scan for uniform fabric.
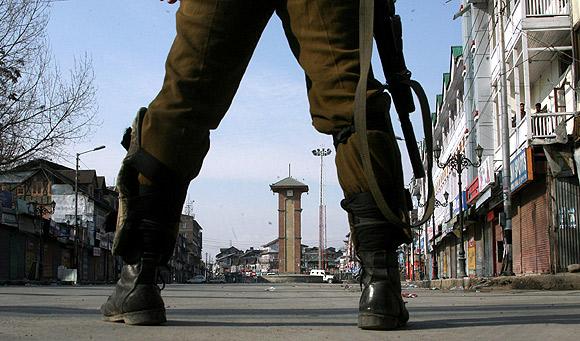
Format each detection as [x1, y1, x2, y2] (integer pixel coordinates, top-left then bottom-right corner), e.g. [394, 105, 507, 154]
[139, 0, 406, 216]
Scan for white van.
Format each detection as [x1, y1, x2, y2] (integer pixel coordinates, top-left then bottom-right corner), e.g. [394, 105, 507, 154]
[309, 269, 336, 283]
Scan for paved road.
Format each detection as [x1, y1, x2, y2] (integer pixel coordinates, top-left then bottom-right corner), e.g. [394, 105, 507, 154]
[0, 283, 579, 340]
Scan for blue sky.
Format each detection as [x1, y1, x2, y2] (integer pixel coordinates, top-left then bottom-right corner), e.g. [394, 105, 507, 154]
[46, 0, 461, 259]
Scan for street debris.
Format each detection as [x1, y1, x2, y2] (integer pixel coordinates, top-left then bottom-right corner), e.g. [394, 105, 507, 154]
[430, 287, 440, 290]
[568, 264, 580, 273]
[265, 286, 276, 292]
[402, 292, 418, 298]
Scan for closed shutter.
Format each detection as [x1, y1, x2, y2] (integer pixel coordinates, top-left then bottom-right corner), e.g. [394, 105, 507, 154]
[10, 232, 26, 280]
[554, 177, 580, 271]
[0, 229, 9, 281]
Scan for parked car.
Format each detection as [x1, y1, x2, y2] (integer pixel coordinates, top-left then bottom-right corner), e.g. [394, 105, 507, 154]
[309, 269, 337, 283]
[208, 276, 226, 284]
[187, 275, 206, 284]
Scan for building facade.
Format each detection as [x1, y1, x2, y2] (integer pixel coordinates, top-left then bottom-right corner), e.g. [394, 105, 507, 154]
[0, 160, 118, 284]
[416, 0, 580, 279]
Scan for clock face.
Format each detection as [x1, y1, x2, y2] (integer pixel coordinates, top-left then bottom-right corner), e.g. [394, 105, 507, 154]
[286, 190, 293, 197]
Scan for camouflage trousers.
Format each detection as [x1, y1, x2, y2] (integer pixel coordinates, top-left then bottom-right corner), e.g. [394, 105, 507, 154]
[114, 0, 408, 261]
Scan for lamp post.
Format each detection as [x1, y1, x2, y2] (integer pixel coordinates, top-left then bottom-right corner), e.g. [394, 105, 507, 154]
[75, 145, 106, 282]
[433, 145, 483, 278]
[312, 147, 332, 270]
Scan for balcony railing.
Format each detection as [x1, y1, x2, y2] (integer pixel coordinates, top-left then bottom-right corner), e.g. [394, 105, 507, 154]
[530, 112, 575, 140]
[526, 0, 569, 16]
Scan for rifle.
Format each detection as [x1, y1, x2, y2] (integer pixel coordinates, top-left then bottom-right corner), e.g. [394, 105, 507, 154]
[354, 0, 435, 229]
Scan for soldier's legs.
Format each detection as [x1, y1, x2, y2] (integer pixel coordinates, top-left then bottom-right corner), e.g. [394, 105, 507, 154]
[102, 0, 274, 325]
[277, 0, 409, 330]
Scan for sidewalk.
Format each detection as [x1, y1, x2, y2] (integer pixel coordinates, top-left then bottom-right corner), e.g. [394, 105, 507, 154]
[405, 273, 580, 291]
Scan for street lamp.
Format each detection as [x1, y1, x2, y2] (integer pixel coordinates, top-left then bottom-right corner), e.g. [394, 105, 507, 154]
[75, 145, 106, 281]
[433, 145, 483, 278]
[312, 147, 332, 271]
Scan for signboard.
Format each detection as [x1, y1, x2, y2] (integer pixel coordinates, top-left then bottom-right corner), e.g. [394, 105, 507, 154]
[51, 192, 94, 225]
[466, 177, 479, 204]
[93, 247, 101, 257]
[510, 147, 534, 192]
[452, 191, 468, 216]
[478, 157, 494, 192]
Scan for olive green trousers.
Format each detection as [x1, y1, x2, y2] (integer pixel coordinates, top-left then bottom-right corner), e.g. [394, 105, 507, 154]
[139, 0, 406, 215]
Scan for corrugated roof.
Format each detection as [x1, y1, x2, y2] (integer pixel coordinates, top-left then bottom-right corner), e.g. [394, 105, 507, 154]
[58, 170, 97, 185]
[0, 170, 37, 184]
[436, 94, 443, 111]
[451, 45, 463, 59]
[270, 176, 309, 190]
[96, 176, 106, 189]
[262, 239, 278, 248]
[443, 73, 451, 90]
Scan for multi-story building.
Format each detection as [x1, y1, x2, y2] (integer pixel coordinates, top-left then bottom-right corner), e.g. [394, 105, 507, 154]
[0, 159, 118, 284]
[166, 215, 204, 283]
[417, 0, 580, 279]
[215, 246, 244, 282]
[178, 214, 203, 277]
[259, 239, 279, 274]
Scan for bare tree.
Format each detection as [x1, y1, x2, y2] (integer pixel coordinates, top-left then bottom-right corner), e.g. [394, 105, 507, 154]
[0, 0, 97, 170]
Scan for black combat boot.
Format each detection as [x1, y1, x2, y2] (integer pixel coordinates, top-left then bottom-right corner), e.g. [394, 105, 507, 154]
[341, 192, 409, 330]
[357, 249, 408, 329]
[101, 219, 169, 325]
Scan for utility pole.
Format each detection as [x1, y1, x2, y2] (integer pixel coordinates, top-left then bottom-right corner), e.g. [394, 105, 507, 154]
[75, 145, 106, 283]
[498, 1, 513, 275]
[205, 252, 209, 278]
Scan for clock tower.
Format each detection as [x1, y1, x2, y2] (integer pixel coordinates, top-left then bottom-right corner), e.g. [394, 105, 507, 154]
[270, 176, 309, 274]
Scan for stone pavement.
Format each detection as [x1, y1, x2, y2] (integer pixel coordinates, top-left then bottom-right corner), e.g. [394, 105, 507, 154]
[0, 283, 579, 341]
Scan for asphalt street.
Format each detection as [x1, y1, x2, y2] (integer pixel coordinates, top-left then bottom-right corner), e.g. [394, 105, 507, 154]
[0, 283, 579, 341]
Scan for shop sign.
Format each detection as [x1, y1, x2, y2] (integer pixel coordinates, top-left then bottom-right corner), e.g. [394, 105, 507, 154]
[478, 157, 494, 192]
[466, 177, 479, 204]
[92, 247, 101, 257]
[452, 191, 468, 216]
[510, 147, 534, 192]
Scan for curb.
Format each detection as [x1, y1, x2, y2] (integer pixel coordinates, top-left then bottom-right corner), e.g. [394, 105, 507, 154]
[405, 273, 580, 291]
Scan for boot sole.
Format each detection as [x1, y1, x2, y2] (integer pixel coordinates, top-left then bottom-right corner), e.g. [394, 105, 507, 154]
[103, 309, 167, 326]
[358, 313, 406, 330]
